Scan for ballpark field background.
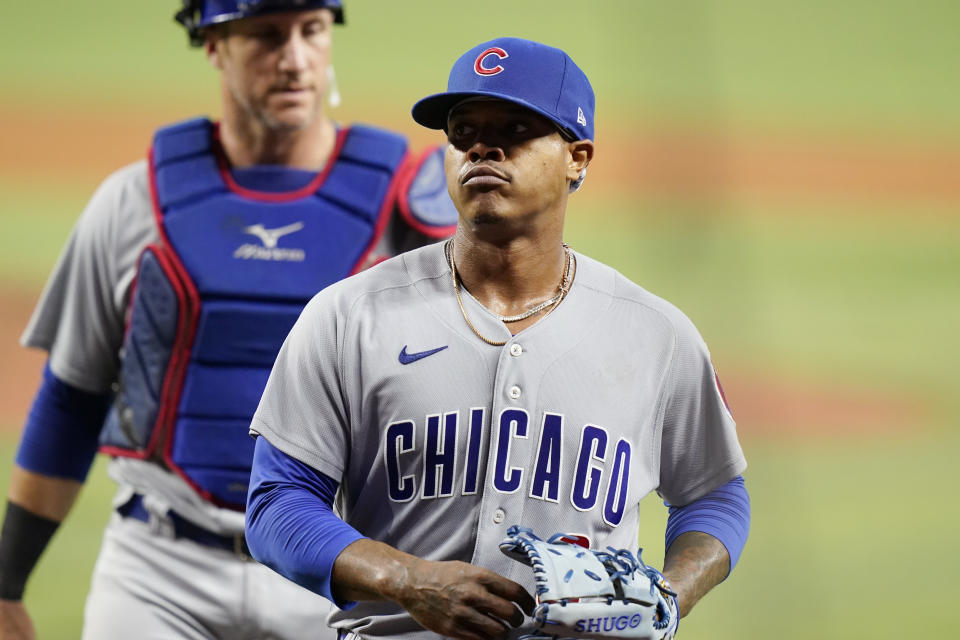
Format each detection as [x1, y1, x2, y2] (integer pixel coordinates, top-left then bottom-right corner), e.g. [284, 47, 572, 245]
[1, 1, 958, 637]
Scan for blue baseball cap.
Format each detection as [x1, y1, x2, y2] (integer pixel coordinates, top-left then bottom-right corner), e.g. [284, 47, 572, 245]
[199, 1, 344, 26]
[412, 37, 595, 142]
[177, 1, 345, 46]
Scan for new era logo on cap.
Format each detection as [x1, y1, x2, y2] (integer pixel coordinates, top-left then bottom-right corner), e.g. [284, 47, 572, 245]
[412, 37, 596, 142]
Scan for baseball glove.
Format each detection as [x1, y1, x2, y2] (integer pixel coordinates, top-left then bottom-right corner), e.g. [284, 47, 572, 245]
[499, 526, 679, 640]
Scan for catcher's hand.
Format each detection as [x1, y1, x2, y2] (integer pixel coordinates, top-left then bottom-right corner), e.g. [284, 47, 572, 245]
[499, 526, 679, 640]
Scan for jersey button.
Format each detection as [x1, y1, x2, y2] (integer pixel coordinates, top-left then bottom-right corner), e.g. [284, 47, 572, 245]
[493, 509, 506, 524]
[509, 344, 523, 357]
[508, 386, 521, 399]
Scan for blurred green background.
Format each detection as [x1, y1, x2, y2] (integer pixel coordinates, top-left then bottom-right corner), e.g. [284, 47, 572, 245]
[1, 1, 958, 638]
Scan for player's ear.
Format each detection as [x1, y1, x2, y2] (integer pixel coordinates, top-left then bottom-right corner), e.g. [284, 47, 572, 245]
[566, 140, 594, 183]
[204, 28, 225, 70]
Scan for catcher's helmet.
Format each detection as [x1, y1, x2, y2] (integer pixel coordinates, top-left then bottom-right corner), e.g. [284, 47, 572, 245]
[175, 0, 345, 46]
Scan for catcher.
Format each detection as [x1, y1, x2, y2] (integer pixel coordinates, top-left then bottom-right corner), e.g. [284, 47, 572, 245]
[243, 37, 751, 639]
[0, 2, 457, 639]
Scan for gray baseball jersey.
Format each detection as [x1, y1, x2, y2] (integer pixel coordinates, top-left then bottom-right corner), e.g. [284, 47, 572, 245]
[20, 153, 447, 638]
[251, 241, 746, 639]
[19, 161, 336, 638]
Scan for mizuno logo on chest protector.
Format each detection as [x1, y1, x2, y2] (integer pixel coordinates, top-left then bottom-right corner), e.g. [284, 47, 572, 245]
[234, 222, 306, 262]
[244, 222, 304, 248]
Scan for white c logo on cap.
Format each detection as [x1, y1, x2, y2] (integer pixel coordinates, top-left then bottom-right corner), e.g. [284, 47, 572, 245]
[474, 47, 509, 76]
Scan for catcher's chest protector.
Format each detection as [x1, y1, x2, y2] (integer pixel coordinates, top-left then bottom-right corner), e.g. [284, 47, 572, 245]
[99, 117, 408, 508]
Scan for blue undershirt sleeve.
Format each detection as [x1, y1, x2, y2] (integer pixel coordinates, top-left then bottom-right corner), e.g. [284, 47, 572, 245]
[664, 475, 750, 575]
[245, 436, 366, 608]
[15, 362, 112, 482]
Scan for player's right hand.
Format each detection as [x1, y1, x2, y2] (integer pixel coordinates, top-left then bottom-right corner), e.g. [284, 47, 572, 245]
[395, 558, 535, 640]
[0, 601, 36, 640]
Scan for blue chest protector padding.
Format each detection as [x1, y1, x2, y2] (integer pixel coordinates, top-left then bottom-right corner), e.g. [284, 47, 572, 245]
[100, 118, 407, 508]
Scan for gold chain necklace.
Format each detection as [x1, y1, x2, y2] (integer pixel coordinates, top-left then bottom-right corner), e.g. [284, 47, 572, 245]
[447, 240, 575, 346]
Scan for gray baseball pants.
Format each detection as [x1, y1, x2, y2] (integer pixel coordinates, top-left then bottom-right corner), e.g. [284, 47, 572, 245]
[82, 512, 336, 639]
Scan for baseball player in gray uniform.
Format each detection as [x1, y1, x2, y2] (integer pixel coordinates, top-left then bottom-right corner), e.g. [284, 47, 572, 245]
[0, 2, 456, 639]
[246, 37, 751, 639]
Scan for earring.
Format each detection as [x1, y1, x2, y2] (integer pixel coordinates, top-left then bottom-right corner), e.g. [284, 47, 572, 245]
[569, 168, 587, 193]
[327, 65, 341, 108]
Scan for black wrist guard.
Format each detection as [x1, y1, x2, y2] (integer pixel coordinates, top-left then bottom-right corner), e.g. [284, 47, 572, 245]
[0, 501, 60, 600]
